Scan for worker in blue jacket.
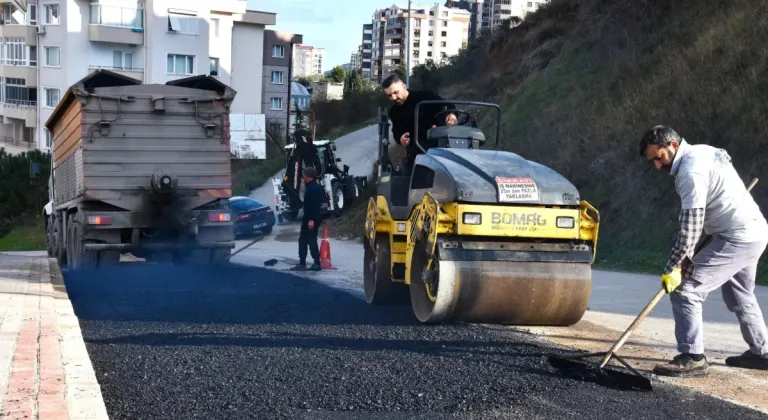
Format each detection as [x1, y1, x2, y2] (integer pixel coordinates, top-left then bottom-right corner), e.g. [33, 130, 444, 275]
[291, 167, 324, 271]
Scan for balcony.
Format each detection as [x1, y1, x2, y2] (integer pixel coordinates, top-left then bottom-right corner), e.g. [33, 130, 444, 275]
[0, 24, 36, 43]
[88, 65, 143, 82]
[89, 4, 144, 46]
[2, 100, 37, 128]
[1, 62, 37, 84]
[0, 135, 35, 154]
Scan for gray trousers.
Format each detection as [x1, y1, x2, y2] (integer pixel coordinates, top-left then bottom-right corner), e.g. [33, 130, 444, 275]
[671, 235, 768, 355]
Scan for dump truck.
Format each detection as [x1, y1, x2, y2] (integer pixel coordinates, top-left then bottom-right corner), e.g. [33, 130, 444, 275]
[364, 101, 600, 326]
[43, 69, 237, 270]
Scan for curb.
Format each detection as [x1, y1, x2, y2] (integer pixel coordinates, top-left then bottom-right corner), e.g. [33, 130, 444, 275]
[47, 258, 110, 420]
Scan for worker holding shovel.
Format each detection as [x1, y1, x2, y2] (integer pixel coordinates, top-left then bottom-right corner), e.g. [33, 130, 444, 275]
[639, 125, 768, 377]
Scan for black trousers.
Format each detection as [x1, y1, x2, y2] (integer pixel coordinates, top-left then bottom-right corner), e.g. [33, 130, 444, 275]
[298, 220, 320, 264]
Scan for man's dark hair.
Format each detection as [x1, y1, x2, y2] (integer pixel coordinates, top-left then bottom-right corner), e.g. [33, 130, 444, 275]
[382, 74, 403, 89]
[638, 125, 682, 156]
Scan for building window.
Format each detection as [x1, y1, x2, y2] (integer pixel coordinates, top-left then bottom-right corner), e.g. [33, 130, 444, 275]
[113, 51, 133, 69]
[272, 45, 284, 58]
[441, 41, 446, 47]
[442, 21, 448, 27]
[27, 4, 37, 25]
[270, 97, 282, 110]
[209, 57, 219, 76]
[44, 46, 60, 67]
[428, 30, 433, 36]
[3, 38, 26, 66]
[441, 31, 446, 37]
[527, 1, 533, 6]
[167, 10, 199, 35]
[45, 129, 53, 149]
[442, 11, 448, 17]
[271, 71, 284, 84]
[210, 17, 219, 37]
[167, 54, 194, 75]
[43, 4, 59, 25]
[44, 87, 60, 108]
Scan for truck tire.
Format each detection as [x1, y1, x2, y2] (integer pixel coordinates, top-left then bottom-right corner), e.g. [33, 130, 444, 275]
[67, 214, 97, 271]
[55, 216, 66, 266]
[331, 180, 344, 217]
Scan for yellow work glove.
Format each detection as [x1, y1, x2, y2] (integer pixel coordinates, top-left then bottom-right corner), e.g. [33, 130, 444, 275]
[661, 267, 682, 294]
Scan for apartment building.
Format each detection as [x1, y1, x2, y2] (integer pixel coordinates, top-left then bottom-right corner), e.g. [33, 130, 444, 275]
[360, 23, 372, 79]
[350, 49, 361, 72]
[473, 0, 548, 31]
[261, 29, 302, 143]
[370, 3, 470, 83]
[444, 0, 483, 42]
[0, 0, 275, 156]
[291, 44, 324, 78]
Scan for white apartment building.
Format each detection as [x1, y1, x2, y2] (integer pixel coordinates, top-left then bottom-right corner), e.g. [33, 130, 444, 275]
[350, 49, 361, 72]
[0, 0, 275, 155]
[370, 3, 470, 83]
[477, 0, 548, 30]
[291, 44, 324, 78]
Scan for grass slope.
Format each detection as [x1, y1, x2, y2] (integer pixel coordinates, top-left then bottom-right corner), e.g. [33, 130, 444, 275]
[328, 0, 768, 285]
[0, 215, 46, 252]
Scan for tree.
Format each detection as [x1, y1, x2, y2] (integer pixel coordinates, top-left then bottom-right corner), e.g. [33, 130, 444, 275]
[329, 65, 346, 83]
[291, 102, 311, 138]
[343, 70, 365, 98]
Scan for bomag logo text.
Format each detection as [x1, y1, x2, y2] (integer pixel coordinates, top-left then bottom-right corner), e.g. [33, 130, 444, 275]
[491, 213, 546, 226]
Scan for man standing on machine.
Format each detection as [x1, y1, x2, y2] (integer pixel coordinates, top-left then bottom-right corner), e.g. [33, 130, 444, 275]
[639, 125, 768, 377]
[382, 74, 454, 173]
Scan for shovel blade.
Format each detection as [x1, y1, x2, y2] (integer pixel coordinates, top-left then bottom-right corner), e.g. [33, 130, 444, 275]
[547, 354, 653, 392]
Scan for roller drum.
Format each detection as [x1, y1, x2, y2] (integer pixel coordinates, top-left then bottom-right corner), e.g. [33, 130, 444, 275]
[411, 259, 592, 326]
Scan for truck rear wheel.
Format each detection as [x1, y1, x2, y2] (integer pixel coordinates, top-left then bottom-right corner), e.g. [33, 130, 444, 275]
[67, 215, 98, 271]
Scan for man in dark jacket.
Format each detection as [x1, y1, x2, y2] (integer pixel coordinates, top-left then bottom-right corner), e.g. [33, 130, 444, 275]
[383, 74, 455, 172]
[291, 167, 324, 271]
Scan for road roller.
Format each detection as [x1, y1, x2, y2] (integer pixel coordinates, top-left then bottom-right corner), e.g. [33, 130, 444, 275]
[363, 100, 600, 326]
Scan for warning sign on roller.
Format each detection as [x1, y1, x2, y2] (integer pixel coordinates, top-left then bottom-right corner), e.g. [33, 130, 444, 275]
[495, 177, 539, 202]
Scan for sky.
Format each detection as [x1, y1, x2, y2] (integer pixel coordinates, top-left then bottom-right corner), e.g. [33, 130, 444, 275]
[246, 0, 391, 71]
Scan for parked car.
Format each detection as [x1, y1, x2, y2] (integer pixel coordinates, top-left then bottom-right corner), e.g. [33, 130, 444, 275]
[228, 196, 276, 237]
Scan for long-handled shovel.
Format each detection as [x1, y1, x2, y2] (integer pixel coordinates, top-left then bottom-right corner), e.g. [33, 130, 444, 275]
[547, 177, 759, 392]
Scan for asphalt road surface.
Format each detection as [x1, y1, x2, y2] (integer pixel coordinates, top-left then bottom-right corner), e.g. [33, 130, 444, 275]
[62, 261, 768, 420]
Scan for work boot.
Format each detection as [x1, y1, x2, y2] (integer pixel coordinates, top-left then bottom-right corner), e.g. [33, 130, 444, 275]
[308, 262, 322, 271]
[290, 262, 307, 271]
[725, 350, 768, 371]
[653, 353, 710, 377]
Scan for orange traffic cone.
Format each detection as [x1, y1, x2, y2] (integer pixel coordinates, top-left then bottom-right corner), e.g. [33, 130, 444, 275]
[319, 225, 334, 269]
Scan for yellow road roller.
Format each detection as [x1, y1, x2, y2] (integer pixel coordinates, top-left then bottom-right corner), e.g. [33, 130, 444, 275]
[364, 100, 600, 326]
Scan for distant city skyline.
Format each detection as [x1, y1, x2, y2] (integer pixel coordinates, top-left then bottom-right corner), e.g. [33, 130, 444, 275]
[247, 0, 387, 70]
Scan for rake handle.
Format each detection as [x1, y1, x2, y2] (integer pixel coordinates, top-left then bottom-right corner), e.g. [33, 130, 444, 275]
[598, 176, 759, 369]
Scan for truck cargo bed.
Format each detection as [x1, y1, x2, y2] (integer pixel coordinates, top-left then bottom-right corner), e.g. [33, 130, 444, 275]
[50, 72, 234, 212]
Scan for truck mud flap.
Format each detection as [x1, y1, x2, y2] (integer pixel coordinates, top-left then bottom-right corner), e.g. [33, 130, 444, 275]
[84, 242, 236, 252]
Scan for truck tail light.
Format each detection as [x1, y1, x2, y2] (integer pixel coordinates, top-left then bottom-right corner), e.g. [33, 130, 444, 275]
[87, 216, 112, 225]
[208, 213, 231, 222]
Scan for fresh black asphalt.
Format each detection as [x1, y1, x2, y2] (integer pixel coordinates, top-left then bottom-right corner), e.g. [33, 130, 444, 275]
[62, 262, 768, 420]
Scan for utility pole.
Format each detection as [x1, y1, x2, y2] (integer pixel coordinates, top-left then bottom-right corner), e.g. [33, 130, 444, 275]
[405, 0, 411, 86]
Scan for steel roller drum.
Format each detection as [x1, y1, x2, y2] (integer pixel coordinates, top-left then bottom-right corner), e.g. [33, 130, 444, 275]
[410, 260, 592, 326]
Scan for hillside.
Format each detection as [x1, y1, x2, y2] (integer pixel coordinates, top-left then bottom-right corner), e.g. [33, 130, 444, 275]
[328, 0, 768, 283]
